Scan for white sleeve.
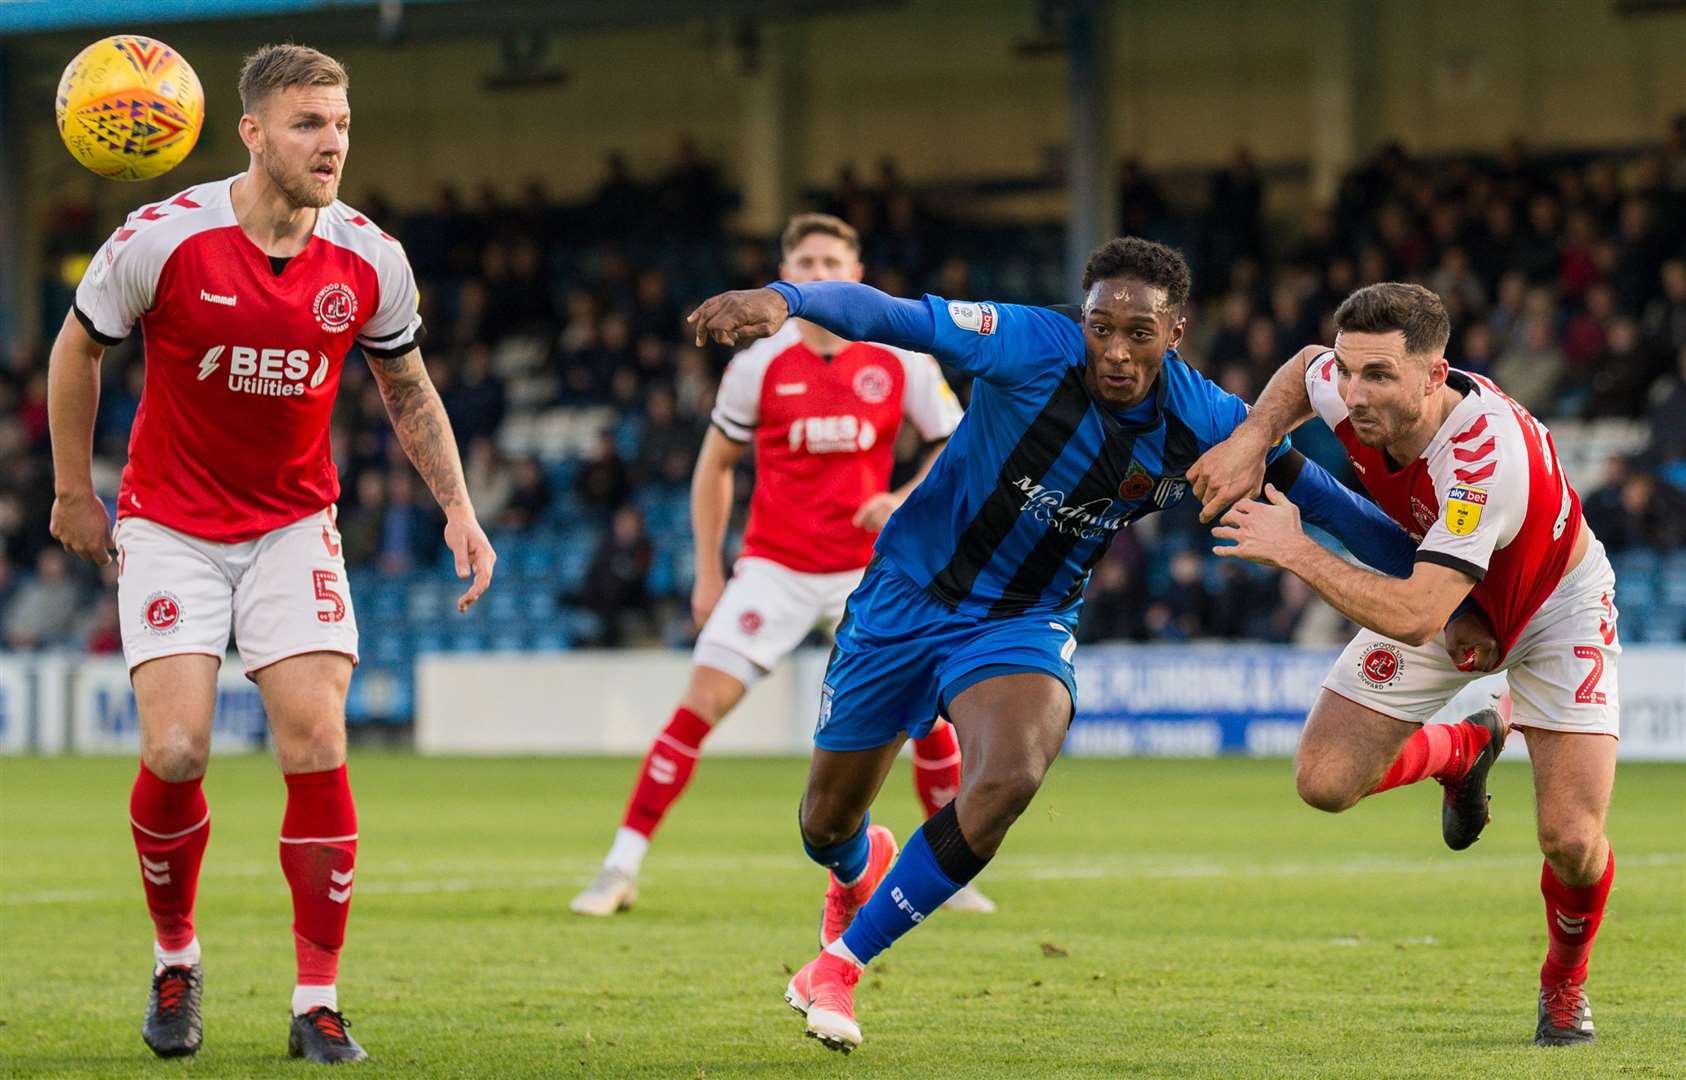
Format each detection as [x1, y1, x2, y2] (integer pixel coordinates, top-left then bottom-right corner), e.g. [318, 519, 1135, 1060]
[1302, 349, 1349, 428]
[74, 225, 157, 344]
[1416, 454, 1524, 581]
[895, 349, 962, 440]
[356, 245, 424, 356]
[710, 353, 763, 442]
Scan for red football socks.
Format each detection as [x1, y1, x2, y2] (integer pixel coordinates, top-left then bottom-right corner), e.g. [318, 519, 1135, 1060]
[129, 764, 211, 952]
[911, 720, 963, 818]
[1369, 718, 1491, 795]
[1540, 850, 1614, 987]
[622, 707, 712, 838]
[278, 764, 358, 988]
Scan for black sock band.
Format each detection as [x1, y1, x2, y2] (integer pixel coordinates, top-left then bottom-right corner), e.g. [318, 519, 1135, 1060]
[920, 800, 990, 884]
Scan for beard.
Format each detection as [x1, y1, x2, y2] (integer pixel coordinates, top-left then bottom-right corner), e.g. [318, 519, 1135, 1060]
[263, 145, 337, 209]
[1349, 399, 1421, 448]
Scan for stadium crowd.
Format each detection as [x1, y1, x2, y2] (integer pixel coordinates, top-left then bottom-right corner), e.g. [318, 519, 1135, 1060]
[4, 120, 1684, 660]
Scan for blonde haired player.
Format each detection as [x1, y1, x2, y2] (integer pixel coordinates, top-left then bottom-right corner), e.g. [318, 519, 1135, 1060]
[571, 214, 996, 922]
[49, 44, 495, 1065]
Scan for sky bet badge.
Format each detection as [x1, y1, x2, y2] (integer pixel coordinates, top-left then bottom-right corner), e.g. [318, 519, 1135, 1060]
[1445, 485, 1488, 535]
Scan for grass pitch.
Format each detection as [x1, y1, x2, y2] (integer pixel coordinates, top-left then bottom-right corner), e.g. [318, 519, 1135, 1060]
[1, 753, 1681, 1078]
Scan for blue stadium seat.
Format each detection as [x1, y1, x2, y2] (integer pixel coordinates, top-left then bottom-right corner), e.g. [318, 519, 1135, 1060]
[449, 630, 487, 652]
[527, 628, 571, 651]
[523, 590, 559, 620]
[411, 630, 447, 655]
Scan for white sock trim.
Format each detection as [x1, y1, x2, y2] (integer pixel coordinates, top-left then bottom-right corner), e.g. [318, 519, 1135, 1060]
[604, 827, 650, 875]
[292, 983, 338, 1016]
[824, 938, 865, 969]
[154, 936, 201, 972]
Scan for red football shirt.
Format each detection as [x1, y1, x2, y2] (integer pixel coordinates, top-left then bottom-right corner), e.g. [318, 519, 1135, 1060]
[1306, 354, 1582, 658]
[75, 175, 423, 543]
[711, 323, 962, 573]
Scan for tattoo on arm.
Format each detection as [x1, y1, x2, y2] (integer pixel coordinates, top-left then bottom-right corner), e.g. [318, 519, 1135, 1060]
[369, 349, 468, 513]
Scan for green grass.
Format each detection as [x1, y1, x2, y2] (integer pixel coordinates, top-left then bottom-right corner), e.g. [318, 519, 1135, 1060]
[1, 754, 1682, 1078]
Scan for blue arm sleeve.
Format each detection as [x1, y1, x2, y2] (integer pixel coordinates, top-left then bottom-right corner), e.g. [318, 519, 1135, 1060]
[767, 280, 936, 351]
[769, 281, 1079, 385]
[1277, 453, 1417, 578]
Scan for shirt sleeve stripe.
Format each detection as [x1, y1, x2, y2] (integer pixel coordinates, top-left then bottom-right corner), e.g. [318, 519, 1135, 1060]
[1414, 549, 1486, 582]
[710, 419, 751, 444]
[71, 305, 126, 347]
[358, 322, 426, 359]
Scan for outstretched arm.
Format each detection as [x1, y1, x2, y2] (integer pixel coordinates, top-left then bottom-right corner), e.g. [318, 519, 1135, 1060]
[1189, 344, 1326, 522]
[690, 282, 936, 353]
[367, 347, 496, 611]
[1268, 450, 1415, 578]
[1213, 484, 1475, 645]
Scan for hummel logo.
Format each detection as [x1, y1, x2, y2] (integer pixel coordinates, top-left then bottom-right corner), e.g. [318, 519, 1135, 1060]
[648, 753, 678, 785]
[775, 382, 807, 396]
[199, 289, 237, 306]
[328, 867, 354, 904]
[322, 526, 341, 557]
[197, 345, 225, 381]
[141, 854, 172, 885]
[1555, 913, 1588, 935]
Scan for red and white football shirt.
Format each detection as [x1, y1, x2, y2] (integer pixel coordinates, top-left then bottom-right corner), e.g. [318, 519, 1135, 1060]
[711, 323, 961, 574]
[75, 175, 423, 543]
[1306, 354, 1581, 658]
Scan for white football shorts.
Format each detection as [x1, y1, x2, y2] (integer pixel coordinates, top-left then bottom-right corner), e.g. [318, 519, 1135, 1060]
[114, 508, 359, 676]
[1323, 536, 1620, 737]
[693, 556, 865, 686]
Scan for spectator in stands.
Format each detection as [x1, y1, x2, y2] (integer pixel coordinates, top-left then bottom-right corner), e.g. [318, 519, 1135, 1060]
[376, 470, 441, 576]
[498, 456, 553, 531]
[576, 429, 633, 513]
[1645, 347, 1686, 464]
[574, 504, 654, 646]
[463, 437, 514, 526]
[443, 344, 507, 446]
[1583, 454, 1686, 553]
[1491, 310, 1566, 416]
[338, 471, 387, 568]
[3, 548, 82, 650]
[1643, 259, 1686, 357]
[79, 594, 123, 655]
[1077, 556, 1150, 644]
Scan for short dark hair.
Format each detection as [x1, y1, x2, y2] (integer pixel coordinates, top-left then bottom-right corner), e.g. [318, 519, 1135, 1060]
[1333, 282, 1451, 356]
[781, 212, 860, 256]
[1081, 237, 1191, 310]
[238, 44, 348, 114]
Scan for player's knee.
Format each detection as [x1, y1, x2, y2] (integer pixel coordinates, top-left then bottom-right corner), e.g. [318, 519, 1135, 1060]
[1295, 762, 1359, 814]
[140, 727, 210, 781]
[1538, 821, 1603, 879]
[274, 718, 347, 773]
[966, 766, 1043, 822]
[798, 796, 861, 850]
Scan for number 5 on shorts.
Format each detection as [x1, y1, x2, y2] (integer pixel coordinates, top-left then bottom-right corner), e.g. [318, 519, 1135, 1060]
[313, 570, 347, 624]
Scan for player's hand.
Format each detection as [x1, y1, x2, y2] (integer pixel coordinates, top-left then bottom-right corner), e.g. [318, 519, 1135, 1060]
[1444, 607, 1500, 673]
[691, 570, 726, 628]
[687, 288, 790, 348]
[852, 492, 902, 533]
[49, 489, 114, 566]
[1211, 483, 1307, 568]
[1189, 427, 1272, 523]
[444, 509, 496, 612]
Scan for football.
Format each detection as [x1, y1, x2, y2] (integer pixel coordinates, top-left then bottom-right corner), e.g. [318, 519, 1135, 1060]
[55, 35, 204, 181]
